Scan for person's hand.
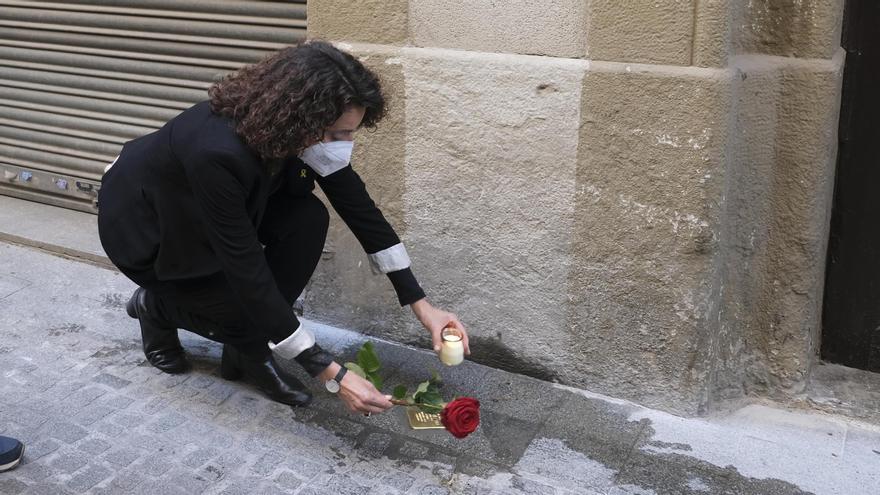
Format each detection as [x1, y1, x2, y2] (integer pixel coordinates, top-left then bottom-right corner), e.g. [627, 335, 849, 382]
[320, 363, 392, 414]
[411, 299, 471, 356]
[339, 371, 393, 415]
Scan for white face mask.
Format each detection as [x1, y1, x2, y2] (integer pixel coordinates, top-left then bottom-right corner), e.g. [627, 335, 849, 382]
[299, 141, 353, 177]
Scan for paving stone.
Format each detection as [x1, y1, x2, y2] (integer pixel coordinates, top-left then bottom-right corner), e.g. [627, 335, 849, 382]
[0, 478, 28, 495]
[250, 451, 284, 476]
[66, 387, 107, 409]
[93, 422, 125, 438]
[23, 439, 61, 460]
[508, 475, 556, 495]
[285, 456, 328, 480]
[165, 468, 215, 495]
[0, 389, 31, 406]
[297, 488, 334, 495]
[111, 411, 146, 428]
[379, 470, 417, 491]
[397, 441, 431, 460]
[186, 375, 216, 389]
[16, 462, 55, 482]
[126, 433, 174, 453]
[147, 411, 187, 434]
[214, 452, 246, 472]
[321, 415, 365, 442]
[66, 464, 112, 493]
[42, 381, 86, 401]
[137, 454, 174, 476]
[20, 372, 56, 393]
[183, 446, 218, 468]
[346, 462, 385, 485]
[44, 422, 89, 444]
[51, 452, 88, 473]
[91, 373, 132, 390]
[101, 395, 135, 409]
[140, 395, 174, 415]
[19, 482, 75, 495]
[72, 404, 116, 426]
[449, 476, 495, 495]
[5, 407, 50, 429]
[357, 432, 393, 458]
[429, 450, 458, 480]
[219, 482, 258, 495]
[105, 470, 147, 492]
[415, 484, 451, 495]
[76, 438, 112, 455]
[104, 448, 142, 467]
[455, 456, 501, 477]
[318, 474, 371, 495]
[198, 464, 226, 483]
[197, 383, 237, 406]
[275, 471, 303, 491]
[256, 484, 291, 495]
[131, 479, 188, 495]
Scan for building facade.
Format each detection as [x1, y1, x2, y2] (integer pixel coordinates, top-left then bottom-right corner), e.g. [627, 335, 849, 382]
[304, 0, 848, 415]
[0, 1, 860, 416]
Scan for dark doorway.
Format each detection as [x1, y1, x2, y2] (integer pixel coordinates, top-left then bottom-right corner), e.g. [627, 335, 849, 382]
[822, 0, 880, 371]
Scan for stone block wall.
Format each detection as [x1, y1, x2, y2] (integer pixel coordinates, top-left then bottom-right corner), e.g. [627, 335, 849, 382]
[305, 0, 846, 414]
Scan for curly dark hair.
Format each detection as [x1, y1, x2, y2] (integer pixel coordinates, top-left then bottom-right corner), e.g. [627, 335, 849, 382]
[209, 40, 386, 160]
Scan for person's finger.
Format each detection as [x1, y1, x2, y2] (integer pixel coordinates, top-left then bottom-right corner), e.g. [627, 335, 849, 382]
[366, 394, 393, 410]
[362, 402, 389, 414]
[448, 317, 470, 355]
[432, 328, 443, 353]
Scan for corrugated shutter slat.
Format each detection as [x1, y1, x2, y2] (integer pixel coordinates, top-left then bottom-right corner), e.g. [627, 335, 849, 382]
[0, 0, 306, 212]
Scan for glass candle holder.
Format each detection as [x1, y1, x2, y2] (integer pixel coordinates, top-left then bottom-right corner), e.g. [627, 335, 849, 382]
[439, 327, 464, 366]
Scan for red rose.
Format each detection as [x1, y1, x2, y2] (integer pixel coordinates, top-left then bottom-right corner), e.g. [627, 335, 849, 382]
[440, 397, 480, 439]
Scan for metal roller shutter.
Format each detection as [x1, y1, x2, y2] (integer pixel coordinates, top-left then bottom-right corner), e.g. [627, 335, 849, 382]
[0, 0, 307, 212]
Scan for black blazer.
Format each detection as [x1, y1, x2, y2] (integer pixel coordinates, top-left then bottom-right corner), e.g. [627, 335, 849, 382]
[99, 101, 423, 341]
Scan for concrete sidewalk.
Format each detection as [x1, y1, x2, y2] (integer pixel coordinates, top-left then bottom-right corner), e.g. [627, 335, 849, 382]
[0, 196, 879, 495]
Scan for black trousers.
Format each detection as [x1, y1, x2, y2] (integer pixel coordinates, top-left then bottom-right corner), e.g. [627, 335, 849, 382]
[115, 193, 329, 357]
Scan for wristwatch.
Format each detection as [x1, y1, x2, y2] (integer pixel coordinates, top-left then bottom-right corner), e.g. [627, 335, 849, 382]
[325, 365, 348, 393]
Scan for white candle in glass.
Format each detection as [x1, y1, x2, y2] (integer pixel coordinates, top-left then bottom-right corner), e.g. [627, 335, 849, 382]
[439, 327, 464, 366]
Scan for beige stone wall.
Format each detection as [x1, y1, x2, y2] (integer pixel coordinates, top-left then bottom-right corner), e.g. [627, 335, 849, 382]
[734, 0, 845, 59]
[571, 63, 730, 411]
[306, 1, 847, 415]
[713, 53, 844, 404]
[409, 0, 588, 58]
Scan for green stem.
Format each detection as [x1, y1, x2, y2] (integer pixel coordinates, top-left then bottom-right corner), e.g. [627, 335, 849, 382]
[390, 399, 445, 412]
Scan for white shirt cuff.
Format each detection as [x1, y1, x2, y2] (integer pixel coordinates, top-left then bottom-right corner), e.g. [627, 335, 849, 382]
[267, 323, 316, 360]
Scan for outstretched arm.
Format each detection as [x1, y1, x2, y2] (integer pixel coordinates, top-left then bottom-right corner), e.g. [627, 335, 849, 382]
[316, 164, 470, 357]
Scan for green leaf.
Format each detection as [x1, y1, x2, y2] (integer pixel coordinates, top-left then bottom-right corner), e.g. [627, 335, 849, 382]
[416, 402, 444, 414]
[430, 370, 443, 386]
[367, 373, 383, 390]
[357, 342, 381, 374]
[345, 362, 366, 379]
[392, 385, 408, 400]
[420, 391, 444, 407]
[412, 380, 430, 401]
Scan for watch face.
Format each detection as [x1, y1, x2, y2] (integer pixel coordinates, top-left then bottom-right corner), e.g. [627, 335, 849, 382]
[325, 379, 340, 394]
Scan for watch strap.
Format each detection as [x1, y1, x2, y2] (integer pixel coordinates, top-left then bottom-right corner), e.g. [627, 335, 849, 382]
[334, 365, 348, 385]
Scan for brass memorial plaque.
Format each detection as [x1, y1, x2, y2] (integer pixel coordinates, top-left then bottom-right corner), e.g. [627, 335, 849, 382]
[406, 408, 444, 429]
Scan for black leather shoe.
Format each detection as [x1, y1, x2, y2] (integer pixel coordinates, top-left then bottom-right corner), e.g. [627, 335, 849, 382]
[220, 344, 312, 407]
[126, 288, 190, 374]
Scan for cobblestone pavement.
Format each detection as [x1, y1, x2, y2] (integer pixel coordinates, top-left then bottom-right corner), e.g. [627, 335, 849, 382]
[1, 241, 879, 495]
